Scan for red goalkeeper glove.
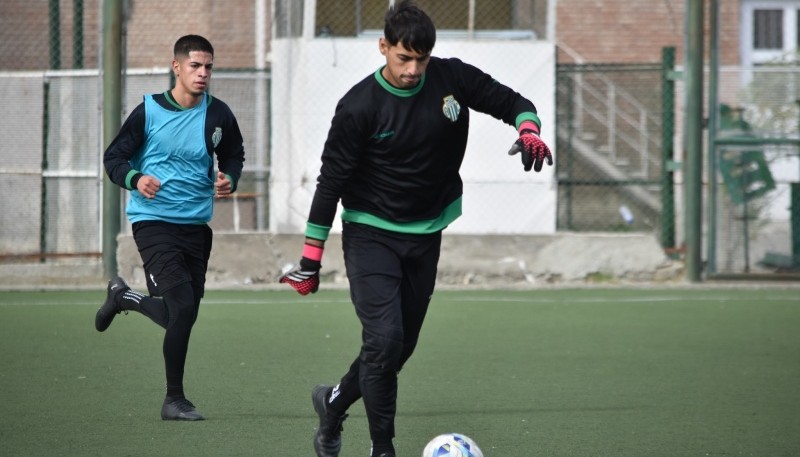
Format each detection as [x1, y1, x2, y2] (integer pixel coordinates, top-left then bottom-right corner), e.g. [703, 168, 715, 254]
[508, 121, 553, 172]
[279, 243, 323, 295]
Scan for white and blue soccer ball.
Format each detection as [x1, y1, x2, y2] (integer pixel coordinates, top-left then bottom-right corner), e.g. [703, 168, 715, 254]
[422, 433, 484, 457]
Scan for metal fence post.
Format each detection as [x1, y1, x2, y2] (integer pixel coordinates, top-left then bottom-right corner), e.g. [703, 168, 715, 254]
[661, 47, 676, 252]
[49, 0, 60, 70]
[73, 0, 84, 69]
[706, 0, 720, 275]
[792, 184, 800, 264]
[102, 0, 123, 280]
[684, 0, 704, 282]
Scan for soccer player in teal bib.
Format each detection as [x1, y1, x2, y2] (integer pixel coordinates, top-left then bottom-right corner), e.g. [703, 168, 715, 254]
[97, 35, 245, 421]
[280, 2, 553, 456]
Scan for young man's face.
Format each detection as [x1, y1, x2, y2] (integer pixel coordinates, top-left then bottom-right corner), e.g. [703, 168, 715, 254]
[172, 50, 213, 97]
[379, 38, 430, 89]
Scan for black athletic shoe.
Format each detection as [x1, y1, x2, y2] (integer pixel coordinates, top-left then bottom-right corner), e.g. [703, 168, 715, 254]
[312, 384, 348, 457]
[374, 453, 396, 457]
[161, 396, 205, 421]
[95, 276, 129, 332]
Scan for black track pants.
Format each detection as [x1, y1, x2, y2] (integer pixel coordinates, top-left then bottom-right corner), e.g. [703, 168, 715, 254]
[328, 222, 441, 446]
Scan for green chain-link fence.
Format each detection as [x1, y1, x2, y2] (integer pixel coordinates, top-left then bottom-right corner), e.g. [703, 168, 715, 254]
[1, 0, 97, 261]
[309, 0, 548, 38]
[0, 0, 95, 71]
[556, 62, 671, 237]
[709, 65, 800, 275]
[3, 0, 668, 262]
[3, 0, 797, 279]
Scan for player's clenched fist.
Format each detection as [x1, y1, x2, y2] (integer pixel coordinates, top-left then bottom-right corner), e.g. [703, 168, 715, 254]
[279, 242, 323, 295]
[136, 175, 161, 199]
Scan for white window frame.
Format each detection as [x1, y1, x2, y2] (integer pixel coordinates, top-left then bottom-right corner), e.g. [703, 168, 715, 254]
[741, 0, 800, 66]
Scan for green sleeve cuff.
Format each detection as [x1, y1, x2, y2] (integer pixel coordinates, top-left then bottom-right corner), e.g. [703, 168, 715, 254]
[125, 169, 141, 190]
[515, 112, 541, 130]
[225, 173, 236, 192]
[305, 222, 332, 241]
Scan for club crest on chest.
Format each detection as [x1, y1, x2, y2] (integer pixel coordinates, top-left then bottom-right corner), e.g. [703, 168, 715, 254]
[441, 95, 461, 123]
[212, 127, 222, 148]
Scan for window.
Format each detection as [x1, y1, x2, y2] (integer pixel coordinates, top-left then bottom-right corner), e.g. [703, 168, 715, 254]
[753, 9, 783, 49]
[741, 1, 800, 65]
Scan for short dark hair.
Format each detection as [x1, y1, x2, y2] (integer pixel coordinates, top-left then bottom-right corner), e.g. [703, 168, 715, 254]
[384, 0, 436, 54]
[173, 35, 214, 58]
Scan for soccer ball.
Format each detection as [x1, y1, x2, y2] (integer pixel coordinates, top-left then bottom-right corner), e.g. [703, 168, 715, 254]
[422, 433, 484, 457]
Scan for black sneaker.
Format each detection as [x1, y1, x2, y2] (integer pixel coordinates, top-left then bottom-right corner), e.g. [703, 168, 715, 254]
[161, 396, 205, 421]
[312, 384, 348, 457]
[374, 454, 396, 457]
[95, 277, 129, 332]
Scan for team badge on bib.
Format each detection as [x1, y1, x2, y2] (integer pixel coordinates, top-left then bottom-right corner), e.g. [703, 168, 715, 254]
[442, 95, 461, 123]
[212, 127, 222, 148]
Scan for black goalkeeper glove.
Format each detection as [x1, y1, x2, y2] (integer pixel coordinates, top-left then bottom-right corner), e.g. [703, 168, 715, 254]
[508, 121, 553, 172]
[279, 242, 323, 295]
[279, 257, 320, 295]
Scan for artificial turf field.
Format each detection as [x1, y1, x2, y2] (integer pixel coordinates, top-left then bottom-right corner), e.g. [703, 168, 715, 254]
[0, 287, 798, 457]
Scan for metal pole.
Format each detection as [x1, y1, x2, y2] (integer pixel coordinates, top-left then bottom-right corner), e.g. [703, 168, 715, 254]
[793, 101, 800, 265]
[706, 0, 719, 274]
[40, 81, 51, 262]
[102, 0, 123, 280]
[742, 175, 750, 273]
[468, 0, 475, 40]
[73, 0, 84, 68]
[355, 0, 362, 36]
[661, 47, 676, 251]
[49, 0, 61, 69]
[255, 0, 268, 230]
[792, 183, 800, 263]
[565, 72, 574, 230]
[684, 0, 704, 281]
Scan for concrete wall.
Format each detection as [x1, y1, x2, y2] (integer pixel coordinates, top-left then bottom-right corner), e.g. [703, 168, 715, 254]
[116, 232, 681, 288]
[0, 233, 683, 289]
[0, 232, 685, 290]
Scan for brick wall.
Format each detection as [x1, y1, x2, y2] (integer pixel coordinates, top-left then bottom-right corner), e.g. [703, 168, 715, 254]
[124, 0, 263, 68]
[0, 0, 99, 70]
[2, 0, 742, 71]
[556, 0, 740, 65]
[0, 0, 267, 70]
